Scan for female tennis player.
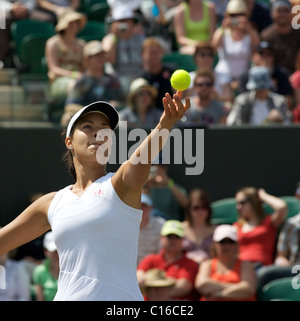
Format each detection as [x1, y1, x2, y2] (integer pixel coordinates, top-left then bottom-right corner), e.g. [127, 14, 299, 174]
[0, 91, 190, 300]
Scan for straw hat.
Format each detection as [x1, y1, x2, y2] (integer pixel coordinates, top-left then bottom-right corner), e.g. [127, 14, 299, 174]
[226, 0, 248, 15]
[128, 78, 158, 104]
[55, 9, 87, 32]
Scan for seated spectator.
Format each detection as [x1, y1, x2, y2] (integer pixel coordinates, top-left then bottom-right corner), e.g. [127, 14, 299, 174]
[62, 40, 125, 126]
[45, 9, 86, 101]
[187, 42, 234, 105]
[173, 0, 216, 55]
[181, 69, 228, 126]
[137, 220, 199, 301]
[140, 268, 175, 301]
[119, 78, 162, 128]
[35, 0, 81, 24]
[102, 7, 146, 94]
[240, 41, 294, 111]
[144, 161, 189, 221]
[227, 66, 291, 125]
[0, 227, 31, 301]
[256, 211, 300, 297]
[233, 187, 287, 270]
[261, 0, 300, 75]
[195, 224, 257, 301]
[138, 36, 175, 110]
[32, 231, 59, 301]
[137, 193, 166, 265]
[0, 0, 55, 67]
[182, 188, 215, 265]
[212, 0, 260, 96]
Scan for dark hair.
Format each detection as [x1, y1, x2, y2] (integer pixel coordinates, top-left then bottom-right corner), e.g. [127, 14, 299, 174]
[61, 129, 76, 181]
[185, 188, 212, 226]
[194, 69, 215, 86]
[235, 187, 265, 224]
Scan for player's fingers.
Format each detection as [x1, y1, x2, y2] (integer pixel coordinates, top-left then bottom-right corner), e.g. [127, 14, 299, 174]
[176, 90, 183, 99]
[162, 96, 171, 116]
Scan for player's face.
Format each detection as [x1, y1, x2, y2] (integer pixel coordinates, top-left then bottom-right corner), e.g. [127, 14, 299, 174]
[68, 112, 112, 163]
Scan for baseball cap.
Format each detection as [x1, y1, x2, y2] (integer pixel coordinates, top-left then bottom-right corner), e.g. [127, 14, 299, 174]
[271, 0, 291, 11]
[141, 193, 153, 207]
[43, 231, 57, 252]
[66, 101, 119, 137]
[213, 224, 238, 242]
[256, 41, 274, 54]
[83, 41, 106, 57]
[161, 220, 184, 238]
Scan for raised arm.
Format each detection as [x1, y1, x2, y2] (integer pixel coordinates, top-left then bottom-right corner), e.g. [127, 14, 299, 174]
[0, 192, 55, 256]
[112, 92, 190, 208]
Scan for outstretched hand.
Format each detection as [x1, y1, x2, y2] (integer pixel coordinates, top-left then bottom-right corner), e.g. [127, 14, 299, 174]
[160, 91, 191, 129]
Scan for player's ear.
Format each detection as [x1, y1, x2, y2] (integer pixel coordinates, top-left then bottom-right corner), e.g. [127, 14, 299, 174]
[65, 136, 73, 150]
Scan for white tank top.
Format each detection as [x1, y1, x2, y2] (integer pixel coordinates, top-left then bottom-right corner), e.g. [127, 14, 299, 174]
[47, 172, 144, 301]
[215, 29, 251, 79]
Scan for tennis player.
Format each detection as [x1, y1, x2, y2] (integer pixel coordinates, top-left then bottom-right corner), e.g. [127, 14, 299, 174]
[0, 91, 190, 300]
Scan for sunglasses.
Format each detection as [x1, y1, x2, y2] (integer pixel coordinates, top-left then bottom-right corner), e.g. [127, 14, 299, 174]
[198, 52, 214, 58]
[219, 238, 237, 245]
[236, 199, 249, 206]
[166, 234, 182, 240]
[191, 205, 205, 211]
[137, 90, 151, 96]
[194, 82, 213, 88]
[229, 13, 246, 17]
[277, 8, 290, 13]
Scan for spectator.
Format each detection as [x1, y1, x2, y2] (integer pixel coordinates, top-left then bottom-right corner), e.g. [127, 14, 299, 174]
[187, 42, 234, 105]
[244, 0, 273, 33]
[182, 188, 215, 265]
[240, 41, 294, 111]
[212, 0, 260, 96]
[256, 211, 300, 297]
[0, 0, 55, 67]
[145, 162, 189, 221]
[137, 220, 199, 301]
[62, 40, 125, 127]
[233, 187, 287, 270]
[45, 9, 86, 101]
[261, 0, 300, 75]
[195, 224, 257, 301]
[140, 268, 175, 301]
[35, 0, 81, 24]
[32, 231, 59, 301]
[289, 50, 300, 122]
[137, 193, 166, 265]
[102, 7, 146, 93]
[119, 78, 162, 128]
[182, 69, 228, 126]
[173, 0, 216, 55]
[227, 66, 291, 125]
[0, 227, 31, 301]
[138, 36, 175, 110]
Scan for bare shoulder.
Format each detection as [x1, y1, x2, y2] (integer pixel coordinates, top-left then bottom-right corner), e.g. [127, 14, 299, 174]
[30, 191, 57, 214]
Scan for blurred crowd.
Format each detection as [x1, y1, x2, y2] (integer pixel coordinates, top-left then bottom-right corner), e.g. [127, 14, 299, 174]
[1, 0, 300, 126]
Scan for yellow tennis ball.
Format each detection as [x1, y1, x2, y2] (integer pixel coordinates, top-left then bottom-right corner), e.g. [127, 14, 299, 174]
[170, 69, 191, 91]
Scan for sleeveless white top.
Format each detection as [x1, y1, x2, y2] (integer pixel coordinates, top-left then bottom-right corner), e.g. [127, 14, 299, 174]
[215, 29, 251, 79]
[47, 172, 144, 301]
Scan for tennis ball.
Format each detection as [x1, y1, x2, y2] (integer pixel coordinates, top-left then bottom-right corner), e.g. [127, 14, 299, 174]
[170, 69, 191, 91]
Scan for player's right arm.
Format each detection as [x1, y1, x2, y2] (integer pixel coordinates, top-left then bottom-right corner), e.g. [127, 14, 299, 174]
[0, 192, 56, 256]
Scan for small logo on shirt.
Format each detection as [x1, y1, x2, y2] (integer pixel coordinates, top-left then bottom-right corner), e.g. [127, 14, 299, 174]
[93, 188, 104, 196]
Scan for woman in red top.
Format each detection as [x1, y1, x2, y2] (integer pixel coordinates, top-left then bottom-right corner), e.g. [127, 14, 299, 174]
[195, 224, 257, 301]
[233, 187, 287, 268]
